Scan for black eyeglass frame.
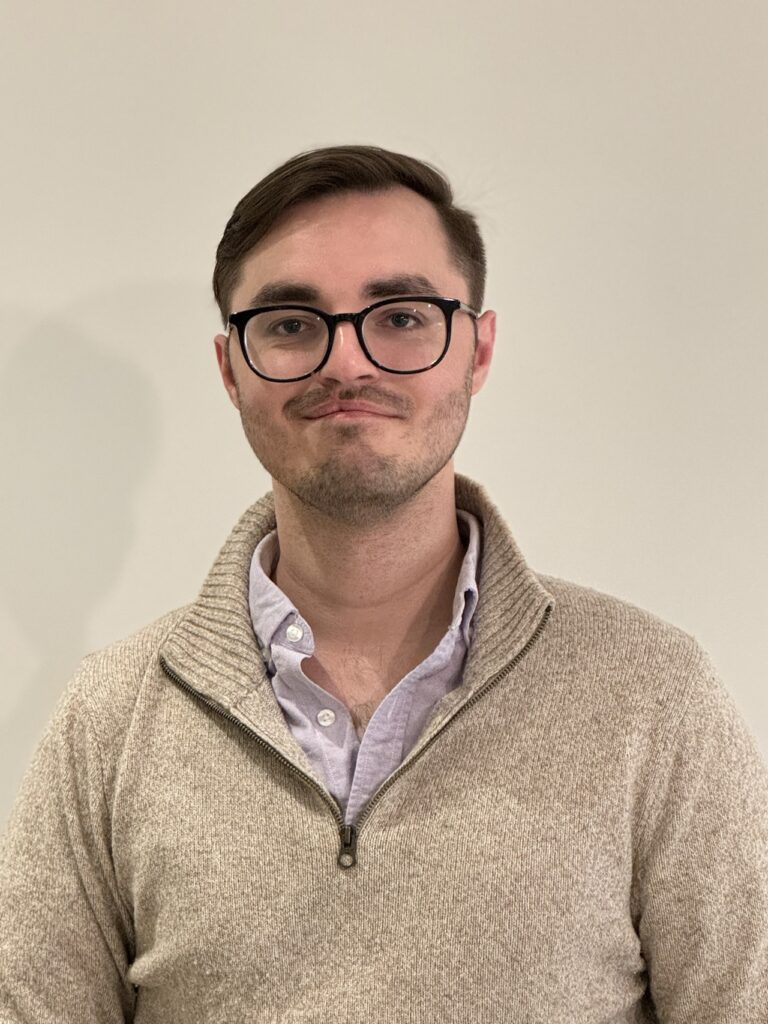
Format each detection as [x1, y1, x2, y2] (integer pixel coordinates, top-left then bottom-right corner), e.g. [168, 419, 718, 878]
[227, 295, 479, 383]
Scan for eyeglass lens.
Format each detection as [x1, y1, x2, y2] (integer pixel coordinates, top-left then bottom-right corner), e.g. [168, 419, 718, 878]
[242, 300, 447, 379]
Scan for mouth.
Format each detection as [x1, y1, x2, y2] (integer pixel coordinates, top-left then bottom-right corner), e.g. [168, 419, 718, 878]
[312, 410, 394, 421]
[304, 402, 400, 420]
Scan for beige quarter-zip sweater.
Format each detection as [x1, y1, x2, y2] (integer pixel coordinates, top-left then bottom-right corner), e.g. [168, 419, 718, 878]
[1, 475, 767, 1023]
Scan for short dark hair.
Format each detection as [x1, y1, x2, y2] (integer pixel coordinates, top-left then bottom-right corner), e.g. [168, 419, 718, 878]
[212, 145, 487, 326]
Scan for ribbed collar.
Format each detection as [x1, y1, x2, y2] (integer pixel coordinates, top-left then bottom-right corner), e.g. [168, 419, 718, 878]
[160, 475, 554, 766]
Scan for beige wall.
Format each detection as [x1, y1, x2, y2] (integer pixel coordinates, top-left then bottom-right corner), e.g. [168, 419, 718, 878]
[2, 0, 767, 824]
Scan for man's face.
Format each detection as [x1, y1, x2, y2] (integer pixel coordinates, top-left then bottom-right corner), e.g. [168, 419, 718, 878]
[214, 187, 496, 526]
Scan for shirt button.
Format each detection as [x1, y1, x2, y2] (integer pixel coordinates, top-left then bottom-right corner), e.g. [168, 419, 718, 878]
[317, 709, 336, 727]
[286, 624, 304, 643]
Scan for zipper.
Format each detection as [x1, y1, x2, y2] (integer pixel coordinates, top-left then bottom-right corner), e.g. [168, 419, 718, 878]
[160, 602, 551, 872]
[339, 825, 358, 868]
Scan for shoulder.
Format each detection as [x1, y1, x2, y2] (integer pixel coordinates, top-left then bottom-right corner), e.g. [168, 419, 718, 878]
[535, 572, 712, 723]
[75, 607, 187, 701]
[539, 572, 698, 651]
[60, 608, 189, 761]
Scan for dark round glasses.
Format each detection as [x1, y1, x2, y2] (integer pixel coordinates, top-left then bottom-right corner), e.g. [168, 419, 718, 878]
[227, 296, 479, 383]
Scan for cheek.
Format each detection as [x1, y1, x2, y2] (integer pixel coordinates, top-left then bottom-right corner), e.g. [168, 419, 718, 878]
[238, 387, 305, 440]
[433, 356, 474, 399]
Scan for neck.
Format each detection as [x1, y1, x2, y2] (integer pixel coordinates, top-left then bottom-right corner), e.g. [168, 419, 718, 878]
[270, 466, 465, 656]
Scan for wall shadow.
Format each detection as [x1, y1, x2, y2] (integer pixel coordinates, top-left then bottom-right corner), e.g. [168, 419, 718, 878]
[0, 306, 160, 822]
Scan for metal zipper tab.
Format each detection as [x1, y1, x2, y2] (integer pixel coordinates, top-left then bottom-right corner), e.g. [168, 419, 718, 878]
[338, 824, 358, 868]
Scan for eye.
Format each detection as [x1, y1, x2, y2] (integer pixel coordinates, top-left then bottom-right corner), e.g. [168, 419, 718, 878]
[388, 311, 419, 328]
[247, 311, 326, 351]
[258, 314, 325, 342]
[272, 317, 309, 336]
[374, 307, 426, 330]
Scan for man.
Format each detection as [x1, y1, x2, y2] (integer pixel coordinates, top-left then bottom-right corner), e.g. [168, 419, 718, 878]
[1, 145, 766, 1023]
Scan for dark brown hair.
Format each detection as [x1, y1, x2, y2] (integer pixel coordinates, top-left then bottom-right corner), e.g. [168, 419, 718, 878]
[212, 145, 486, 325]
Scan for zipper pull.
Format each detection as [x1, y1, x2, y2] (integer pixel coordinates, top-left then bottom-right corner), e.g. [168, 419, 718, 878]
[338, 824, 358, 869]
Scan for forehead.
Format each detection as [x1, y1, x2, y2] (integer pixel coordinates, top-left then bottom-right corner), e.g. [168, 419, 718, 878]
[232, 187, 464, 306]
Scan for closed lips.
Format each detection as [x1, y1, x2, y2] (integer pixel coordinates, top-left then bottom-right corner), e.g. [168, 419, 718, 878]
[306, 403, 398, 418]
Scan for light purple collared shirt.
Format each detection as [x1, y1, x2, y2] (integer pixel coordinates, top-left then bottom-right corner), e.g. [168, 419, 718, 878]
[248, 511, 480, 825]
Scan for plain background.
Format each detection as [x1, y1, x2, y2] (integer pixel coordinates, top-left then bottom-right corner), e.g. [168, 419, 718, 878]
[1, 0, 766, 827]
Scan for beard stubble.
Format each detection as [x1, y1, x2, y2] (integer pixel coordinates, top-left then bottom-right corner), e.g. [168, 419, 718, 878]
[235, 362, 474, 528]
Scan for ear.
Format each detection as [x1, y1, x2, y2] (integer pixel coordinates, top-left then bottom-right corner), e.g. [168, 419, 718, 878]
[214, 332, 241, 410]
[470, 309, 496, 396]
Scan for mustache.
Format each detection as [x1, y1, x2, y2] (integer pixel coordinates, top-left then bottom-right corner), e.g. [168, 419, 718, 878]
[285, 385, 412, 419]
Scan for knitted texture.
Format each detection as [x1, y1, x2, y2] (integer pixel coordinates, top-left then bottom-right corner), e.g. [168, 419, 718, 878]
[1, 475, 767, 1023]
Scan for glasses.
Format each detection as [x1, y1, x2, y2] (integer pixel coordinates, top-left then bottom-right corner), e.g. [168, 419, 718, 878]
[227, 295, 479, 383]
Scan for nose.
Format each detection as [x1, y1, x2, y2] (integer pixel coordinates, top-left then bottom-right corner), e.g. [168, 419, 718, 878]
[316, 318, 378, 383]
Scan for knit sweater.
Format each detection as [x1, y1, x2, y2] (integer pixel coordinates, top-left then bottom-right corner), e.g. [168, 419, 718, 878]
[1, 475, 767, 1023]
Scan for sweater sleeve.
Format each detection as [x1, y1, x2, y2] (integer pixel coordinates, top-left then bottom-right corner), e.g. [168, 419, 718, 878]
[635, 648, 768, 1022]
[0, 680, 136, 1023]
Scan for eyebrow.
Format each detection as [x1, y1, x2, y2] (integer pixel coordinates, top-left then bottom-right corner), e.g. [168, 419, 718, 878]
[244, 274, 442, 309]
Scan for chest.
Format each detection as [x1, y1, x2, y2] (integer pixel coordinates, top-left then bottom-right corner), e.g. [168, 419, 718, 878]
[300, 646, 425, 732]
[116, 676, 650, 1024]
[112, 626, 673, 1024]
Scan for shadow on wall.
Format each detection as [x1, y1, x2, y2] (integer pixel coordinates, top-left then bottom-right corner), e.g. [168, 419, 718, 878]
[0, 311, 159, 814]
